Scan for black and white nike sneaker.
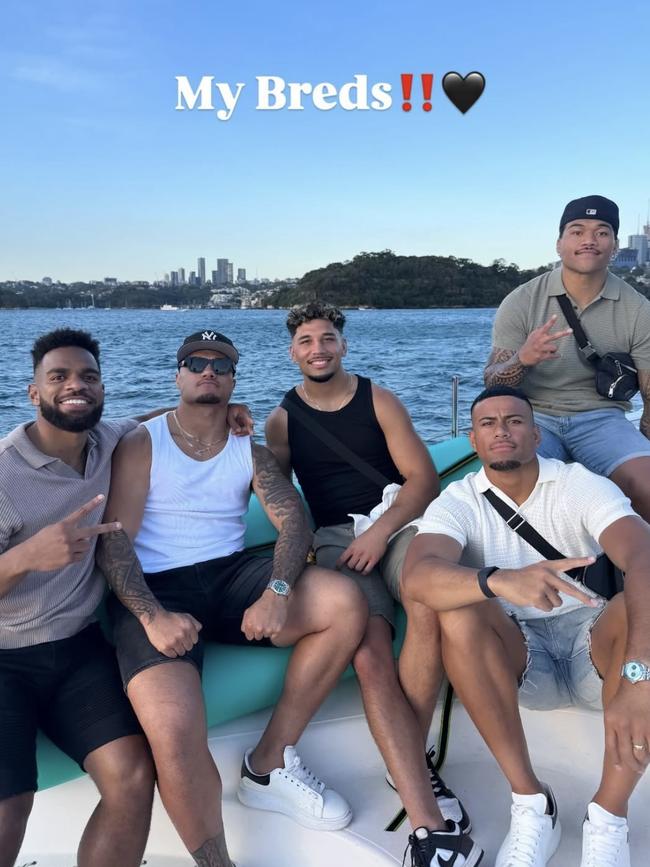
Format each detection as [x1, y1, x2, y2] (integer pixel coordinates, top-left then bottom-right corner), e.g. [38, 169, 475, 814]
[406, 821, 484, 867]
[387, 747, 472, 834]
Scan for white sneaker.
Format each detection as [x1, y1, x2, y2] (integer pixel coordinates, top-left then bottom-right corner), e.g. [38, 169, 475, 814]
[580, 802, 630, 867]
[495, 786, 561, 866]
[237, 745, 352, 830]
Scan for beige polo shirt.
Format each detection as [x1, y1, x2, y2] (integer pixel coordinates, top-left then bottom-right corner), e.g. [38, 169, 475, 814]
[492, 268, 650, 415]
[415, 456, 634, 621]
[0, 418, 136, 648]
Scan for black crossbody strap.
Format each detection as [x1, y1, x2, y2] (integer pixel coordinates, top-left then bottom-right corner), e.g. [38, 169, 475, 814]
[283, 398, 392, 489]
[482, 489, 565, 561]
[556, 294, 600, 365]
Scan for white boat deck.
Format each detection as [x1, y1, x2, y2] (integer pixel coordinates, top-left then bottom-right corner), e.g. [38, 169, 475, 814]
[18, 677, 650, 866]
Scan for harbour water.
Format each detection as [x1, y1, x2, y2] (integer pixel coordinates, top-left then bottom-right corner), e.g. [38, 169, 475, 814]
[0, 308, 496, 441]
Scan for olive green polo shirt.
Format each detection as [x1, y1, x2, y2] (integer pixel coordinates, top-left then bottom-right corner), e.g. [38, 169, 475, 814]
[491, 268, 650, 416]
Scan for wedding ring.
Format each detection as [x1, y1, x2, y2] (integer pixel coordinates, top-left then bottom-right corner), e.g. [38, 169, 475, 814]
[632, 743, 646, 751]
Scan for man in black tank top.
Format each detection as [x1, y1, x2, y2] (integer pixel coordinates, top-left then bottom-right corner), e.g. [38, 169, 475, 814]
[266, 303, 483, 866]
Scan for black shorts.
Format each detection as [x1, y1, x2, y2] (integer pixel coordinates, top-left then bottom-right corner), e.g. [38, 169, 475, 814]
[0, 623, 141, 800]
[109, 549, 275, 688]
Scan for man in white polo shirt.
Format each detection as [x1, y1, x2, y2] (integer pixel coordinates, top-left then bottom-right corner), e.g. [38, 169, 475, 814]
[401, 386, 650, 867]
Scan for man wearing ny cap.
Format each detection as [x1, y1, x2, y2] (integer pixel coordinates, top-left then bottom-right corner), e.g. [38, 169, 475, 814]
[97, 330, 368, 867]
[484, 195, 650, 522]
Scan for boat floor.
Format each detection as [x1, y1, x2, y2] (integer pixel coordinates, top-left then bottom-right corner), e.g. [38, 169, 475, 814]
[19, 678, 650, 866]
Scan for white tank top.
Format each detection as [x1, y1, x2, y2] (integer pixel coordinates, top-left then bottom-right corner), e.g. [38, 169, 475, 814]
[134, 413, 254, 573]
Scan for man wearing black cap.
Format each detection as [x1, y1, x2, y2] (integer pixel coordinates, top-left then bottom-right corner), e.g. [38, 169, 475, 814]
[485, 195, 650, 522]
[97, 330, 368, 867]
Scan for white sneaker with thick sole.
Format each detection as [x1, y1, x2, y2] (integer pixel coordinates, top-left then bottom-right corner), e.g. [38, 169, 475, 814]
[580, 802, 630, 867]
[237, 745, 353, 830]
[495, 786, 561, 867]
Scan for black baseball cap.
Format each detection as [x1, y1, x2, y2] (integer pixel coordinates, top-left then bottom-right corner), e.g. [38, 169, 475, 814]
[559, 195, 619, 236]
[177, 330, 239, 365]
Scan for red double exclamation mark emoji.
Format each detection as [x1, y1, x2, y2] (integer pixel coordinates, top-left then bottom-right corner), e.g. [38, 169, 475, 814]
[401, 74, 434, 112]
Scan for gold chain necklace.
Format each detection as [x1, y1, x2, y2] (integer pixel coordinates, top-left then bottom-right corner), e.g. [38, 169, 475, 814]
[301, 374, 353, 412]
[172, 411, 228, 456]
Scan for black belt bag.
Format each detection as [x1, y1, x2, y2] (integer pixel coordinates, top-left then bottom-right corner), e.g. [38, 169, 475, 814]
[482, 488, 624, 600]
[556, 295, 639, 402]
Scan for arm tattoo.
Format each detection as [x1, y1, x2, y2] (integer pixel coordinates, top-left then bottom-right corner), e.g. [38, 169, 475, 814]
[252, 443, 311, 588]
[639, 370, 650, 440]
[192, 831, 235, 867]
[96, 530, 161, 623]
[483, 346, 527, 388]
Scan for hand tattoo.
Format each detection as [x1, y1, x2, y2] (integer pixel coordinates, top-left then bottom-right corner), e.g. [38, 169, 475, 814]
[97, 529, 160, 623]
[252, 443, 311, 588]
[484, 346, 527, 388]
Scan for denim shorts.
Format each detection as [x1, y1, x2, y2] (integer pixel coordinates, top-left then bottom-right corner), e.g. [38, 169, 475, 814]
[512, 604, 605, 712]
[535, 408, 650, 477]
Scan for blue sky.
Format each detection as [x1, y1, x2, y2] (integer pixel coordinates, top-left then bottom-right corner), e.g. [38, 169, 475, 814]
[1, 0, 648, 282]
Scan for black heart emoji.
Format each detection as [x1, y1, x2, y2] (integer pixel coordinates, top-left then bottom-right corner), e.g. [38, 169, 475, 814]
[442, 71, 485, 114]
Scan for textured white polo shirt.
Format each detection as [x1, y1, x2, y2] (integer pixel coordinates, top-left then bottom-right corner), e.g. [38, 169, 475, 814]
[415, 456, 635, 620]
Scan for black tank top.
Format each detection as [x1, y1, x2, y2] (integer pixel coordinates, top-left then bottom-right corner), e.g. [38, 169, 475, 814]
[281, 376, 403, 528]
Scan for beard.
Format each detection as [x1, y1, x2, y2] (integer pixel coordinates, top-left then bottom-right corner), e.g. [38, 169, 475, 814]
[305, 371, 336, 383]
[39, 396, 104, 432]
[488, 459, 522, 472]
[195, 394, 222, 404]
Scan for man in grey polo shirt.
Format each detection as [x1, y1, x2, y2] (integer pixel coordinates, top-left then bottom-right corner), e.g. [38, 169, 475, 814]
[0, 328, 155, 867]
[484, 195, 650, 523]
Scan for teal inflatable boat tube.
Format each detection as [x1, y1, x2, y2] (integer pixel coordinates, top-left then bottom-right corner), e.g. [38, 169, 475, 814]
[36, 437, 478, 790]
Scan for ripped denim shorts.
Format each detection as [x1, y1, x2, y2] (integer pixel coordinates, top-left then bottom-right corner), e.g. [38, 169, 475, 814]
[511, 604, 606, 711]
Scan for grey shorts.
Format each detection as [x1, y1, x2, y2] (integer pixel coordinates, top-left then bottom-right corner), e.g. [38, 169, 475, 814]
[312, 523, 416, 629]
[535, 408, 650, 477]
[512, 604, 605, 712]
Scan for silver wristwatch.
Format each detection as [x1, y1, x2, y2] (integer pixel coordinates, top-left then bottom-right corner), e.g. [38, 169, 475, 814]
[621, 660, 650, 684]
[266, 579, 291, 597]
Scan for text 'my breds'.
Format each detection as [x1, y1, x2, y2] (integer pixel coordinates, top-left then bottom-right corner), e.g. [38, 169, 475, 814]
[175, 73, 485, 120]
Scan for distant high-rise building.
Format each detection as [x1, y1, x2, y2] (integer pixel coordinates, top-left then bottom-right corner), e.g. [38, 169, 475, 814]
[613, 248, 639, 270]
[171, 271, 179, 287]
[227, 262, 233, 284]
[178, 267, 186, 284]
[189, 270, 197, 285]
[216, 258, 229, 286]
[211, 270, 218, 284]
[198, 257, 206, 285]
[237, 268, 246, 283]
[164, 273, 170, 284]
[628, 234, 649, 265]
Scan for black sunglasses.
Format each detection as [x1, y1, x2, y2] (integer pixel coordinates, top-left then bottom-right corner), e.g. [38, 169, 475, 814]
[179, 356, 235, 375]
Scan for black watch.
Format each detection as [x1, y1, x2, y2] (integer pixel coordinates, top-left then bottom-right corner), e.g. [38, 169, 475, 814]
[477, 566, 499, 599]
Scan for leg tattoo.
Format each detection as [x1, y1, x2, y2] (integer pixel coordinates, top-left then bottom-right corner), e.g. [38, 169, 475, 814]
[192, 831, 235, 867]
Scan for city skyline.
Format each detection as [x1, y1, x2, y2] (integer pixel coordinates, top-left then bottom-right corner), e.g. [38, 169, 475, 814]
[1, 0, 649, 282]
